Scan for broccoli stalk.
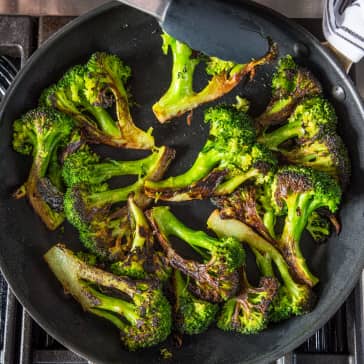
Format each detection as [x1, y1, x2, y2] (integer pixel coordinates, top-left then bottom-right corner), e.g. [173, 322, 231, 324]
[173, 270, 219, 335]
[153, 32, 277, 123]
[110, 196, 171, 281]
[63, 146, 175, 259]
[145, 105, 277, 201]
[12, 107, 74, 230]
[41, 52, 154, 149]
[256, 55, 322, 128]
[258, 96, 337, 151]
[44, 244, 172, 351]
[207, 210, 316, 321]
[147, 206, 245, 303]
[272, 166, 342, 287]
[217, 269, 278, 334]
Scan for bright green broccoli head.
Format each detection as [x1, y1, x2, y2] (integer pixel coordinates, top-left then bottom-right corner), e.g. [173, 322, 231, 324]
[44, 244, 172, 351]
[173, 270, 219, 335]
[271, 55, 298, 95]
[204, 105, 256, 152]
[205, 57, 242, 77]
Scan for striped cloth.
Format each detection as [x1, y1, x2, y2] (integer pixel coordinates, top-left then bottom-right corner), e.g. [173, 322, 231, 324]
[323, 0, 364, 62]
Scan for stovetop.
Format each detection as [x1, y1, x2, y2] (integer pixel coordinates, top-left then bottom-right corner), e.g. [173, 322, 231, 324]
[0, 6, 363, 364]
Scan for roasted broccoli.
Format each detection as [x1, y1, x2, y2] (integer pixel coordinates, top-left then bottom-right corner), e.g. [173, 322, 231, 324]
[153, 32, 277, 123]
[258, 96, 337, 151]
[173, 270, 219, 335]
[40, 52, 154, 149]
[110, 196, 171, 281]
[280, 132, 351, 188]
[44, 244, 172, 351]
[207, 210, 316, 322]
[272, 166, 342, 287]
[256, 55, 322, 128]
[217, 269, 278, 334]
[306, 211, 331, 243]
[147, 206, 245, 303]
[63, 146, 174, 259]
[12, 107, 74, 230]
[145, 105, 277, 201]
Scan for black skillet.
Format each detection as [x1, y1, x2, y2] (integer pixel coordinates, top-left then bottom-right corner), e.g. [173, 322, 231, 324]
[0, 1, 364, 363]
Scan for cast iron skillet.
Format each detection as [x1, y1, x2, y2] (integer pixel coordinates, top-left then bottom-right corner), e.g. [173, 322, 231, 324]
[0, 1, 364, 363]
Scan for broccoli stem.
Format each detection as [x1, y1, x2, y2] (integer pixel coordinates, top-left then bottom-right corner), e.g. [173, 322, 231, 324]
[86, 285, 140, 326]
[128, 196, 149, 250]
[146, 148, 221, 189]
[213, 168, 259, 195]
[87, 106, 121, 137]
[258, 121, 303, 150]
[150, 207, 217, 258]
[174, 269, 188, 297]
[88, 180, 143, 207]
[253, 249, 275, 277]
[207, 211, 298, 294]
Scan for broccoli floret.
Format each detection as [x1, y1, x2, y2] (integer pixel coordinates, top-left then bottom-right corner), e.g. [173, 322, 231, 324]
[173, 270, 219, 335]
[153, 32, 277, 123]
[40, 53, 154, 149]
[256, 55, 322, 128]
[63, 146, 175, 260]
[272, 166, 342, 286]
[44, 244, 172, 351]
[110, 196, 171, 281]
[306, 211, 331, 243]
[207, 210, 316, 321]
[145, 105, 276, 201]
[258, 96, 337, 151]
[212, 183, 277, 244]
[281, 132, 351, 189]
[147, 206, 245, 303]
[217, 270, 278, 334]
[12, 107, 74, 230]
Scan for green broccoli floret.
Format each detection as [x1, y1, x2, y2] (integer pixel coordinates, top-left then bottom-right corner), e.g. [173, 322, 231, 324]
[281, 132, 351, 189]
[110, 196, 171, 281]
[207, 210, 316, 322]
[145, 105, 277, 201]
[272, 166, 342, 287]
[44, 244, 172, 351]
[147, 206, 245, 303]
[258, 96, 337, 151]
[63, 146, 175, 260]
[256, 55, 322, 128]
[306, 211, 331, 243]
[173, 270, 219, 335]
[12, 107, 74, 230]
[217, 269, 278, 334]
[153, 32, 277, 123]
[40, 52, 154, 149]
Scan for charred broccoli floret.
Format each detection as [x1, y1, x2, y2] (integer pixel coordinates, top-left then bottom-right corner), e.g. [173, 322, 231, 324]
[153, 32, 277, 123]
[281, 132, 351, 189]
[272, 166, 342, 286]
[145, 105, 277, 201]
[147, 206, 245, 303]
[217, 269, 278, 334]
[44, 244, 172, 351]
[110, 196, 171, 281]
[258, 96, 337, 151]
[40, 52, 154, 149]
[306, 211, 331, 243]
[63, 146, 175, 259]
[12, 107, 74, 230]
[207, 210, 316, 322]
[256, 55, 322, 128]
[173, 270, 219, 335]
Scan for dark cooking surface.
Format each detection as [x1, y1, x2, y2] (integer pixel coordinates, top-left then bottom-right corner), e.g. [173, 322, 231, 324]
[0, 3, 363, 364]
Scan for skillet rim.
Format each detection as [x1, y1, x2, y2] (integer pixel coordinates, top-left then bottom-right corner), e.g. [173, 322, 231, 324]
[0, 1, 364, 363]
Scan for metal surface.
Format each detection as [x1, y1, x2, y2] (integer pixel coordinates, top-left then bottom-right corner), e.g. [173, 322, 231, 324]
[0, 0, 325, 17]
[117, 0, 170, 20]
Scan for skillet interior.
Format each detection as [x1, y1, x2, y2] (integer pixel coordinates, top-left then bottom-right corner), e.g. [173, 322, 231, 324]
[0, 2, 364, 363]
